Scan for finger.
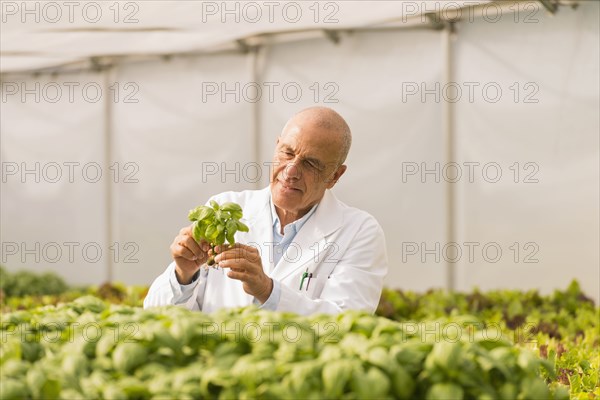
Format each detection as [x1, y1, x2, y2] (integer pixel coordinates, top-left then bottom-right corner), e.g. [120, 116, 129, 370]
[213, 243, 233, 254]
[227, 265, 246, 273]
[172, 242, 198, 261]
[199, 241, 211, 253]
[215, 249, 242, 263]
[179, 235, 205, 259]
[215, 257, 245, 270]
[216, 246, 258, 263]
[176, 226, 207, 256]
[222, 243, 252, 255]
[226, 270, 248, 281]
[181, 225, 211, 253]
[232, 244, 260, 262]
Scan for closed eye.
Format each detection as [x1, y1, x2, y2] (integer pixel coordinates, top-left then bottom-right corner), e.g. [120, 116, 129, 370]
[280, 150, 294, 159]
[304, 160, 319, 170]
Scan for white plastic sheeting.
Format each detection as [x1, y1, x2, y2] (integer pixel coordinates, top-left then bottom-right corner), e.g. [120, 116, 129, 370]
[1, 71, 108, 283]
[1, 1, 598, 301]
[453, 5, 599, 296]
[1, 0, 490, 72]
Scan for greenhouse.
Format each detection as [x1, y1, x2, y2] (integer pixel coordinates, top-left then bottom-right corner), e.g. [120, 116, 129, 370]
[1, 0, 598, 399]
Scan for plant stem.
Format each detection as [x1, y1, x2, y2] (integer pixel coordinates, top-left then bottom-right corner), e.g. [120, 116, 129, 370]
[207, 244, 216, 266]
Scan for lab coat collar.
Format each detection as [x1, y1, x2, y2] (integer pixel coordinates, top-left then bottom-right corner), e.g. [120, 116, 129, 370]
[244, 187, 275, 273]
[271, 188, 344, 281]
[244, 187, 344, 280]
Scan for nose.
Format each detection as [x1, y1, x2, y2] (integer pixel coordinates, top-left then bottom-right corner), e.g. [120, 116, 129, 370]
[282, 161, 301, 181]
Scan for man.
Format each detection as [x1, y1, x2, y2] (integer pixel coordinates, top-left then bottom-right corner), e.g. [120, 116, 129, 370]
[144, 107, 388, 315]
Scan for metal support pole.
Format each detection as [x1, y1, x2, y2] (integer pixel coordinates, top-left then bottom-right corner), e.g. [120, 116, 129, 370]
[442, 22, 457, 292]
[250, 46, 264, 189]
[103, 67, 115, 283]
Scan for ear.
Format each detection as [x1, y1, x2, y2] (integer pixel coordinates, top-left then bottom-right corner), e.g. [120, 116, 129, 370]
[326, 165, 347, 189]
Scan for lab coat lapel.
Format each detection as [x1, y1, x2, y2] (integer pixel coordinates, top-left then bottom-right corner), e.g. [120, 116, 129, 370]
[271, 189, 343, 282]
[245, 187, 275, 274]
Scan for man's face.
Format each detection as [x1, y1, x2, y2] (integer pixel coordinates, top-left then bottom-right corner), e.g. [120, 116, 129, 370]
[270, 120, 347, 217]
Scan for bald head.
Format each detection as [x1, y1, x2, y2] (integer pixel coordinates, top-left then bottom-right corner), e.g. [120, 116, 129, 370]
[271, 107, 350, 220]
[282, 107, 352, 166]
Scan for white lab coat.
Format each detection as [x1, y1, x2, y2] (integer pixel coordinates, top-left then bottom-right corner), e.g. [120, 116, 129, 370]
[143, 187, 388, 315]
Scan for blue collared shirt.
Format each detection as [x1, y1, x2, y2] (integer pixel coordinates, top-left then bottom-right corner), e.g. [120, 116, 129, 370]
[256, 196, 318, 310]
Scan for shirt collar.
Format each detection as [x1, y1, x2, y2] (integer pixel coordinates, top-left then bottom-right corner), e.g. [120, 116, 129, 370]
[270, 192, 318, 237]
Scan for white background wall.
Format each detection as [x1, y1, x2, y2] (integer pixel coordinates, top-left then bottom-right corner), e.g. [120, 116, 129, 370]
[454, 4, 599, 297]
[1, 2, 598, 301]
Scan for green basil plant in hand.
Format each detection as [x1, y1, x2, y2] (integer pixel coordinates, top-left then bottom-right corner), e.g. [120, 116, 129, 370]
[188, 201, 249, 267]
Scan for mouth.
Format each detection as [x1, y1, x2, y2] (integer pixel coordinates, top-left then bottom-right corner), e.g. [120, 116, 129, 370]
[278, 180, 302, 193]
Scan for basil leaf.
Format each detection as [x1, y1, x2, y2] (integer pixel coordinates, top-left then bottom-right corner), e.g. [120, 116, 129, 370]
[236, 221, 249, 232]
[221, 202, 242, 213]
[205, 224, 217, 240]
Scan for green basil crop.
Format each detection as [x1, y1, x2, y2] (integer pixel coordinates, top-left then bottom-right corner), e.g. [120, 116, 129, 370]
[376, 281, 598, 398]
[0, 296, 571, 400]
[1, 275, 596, 399]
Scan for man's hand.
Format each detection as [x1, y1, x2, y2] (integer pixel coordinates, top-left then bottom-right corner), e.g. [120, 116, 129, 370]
[214, 243, 273, 304]
[170, 225, 211, 284]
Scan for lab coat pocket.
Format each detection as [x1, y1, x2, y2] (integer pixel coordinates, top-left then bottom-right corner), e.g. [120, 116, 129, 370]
[295, 264, 331, 300]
